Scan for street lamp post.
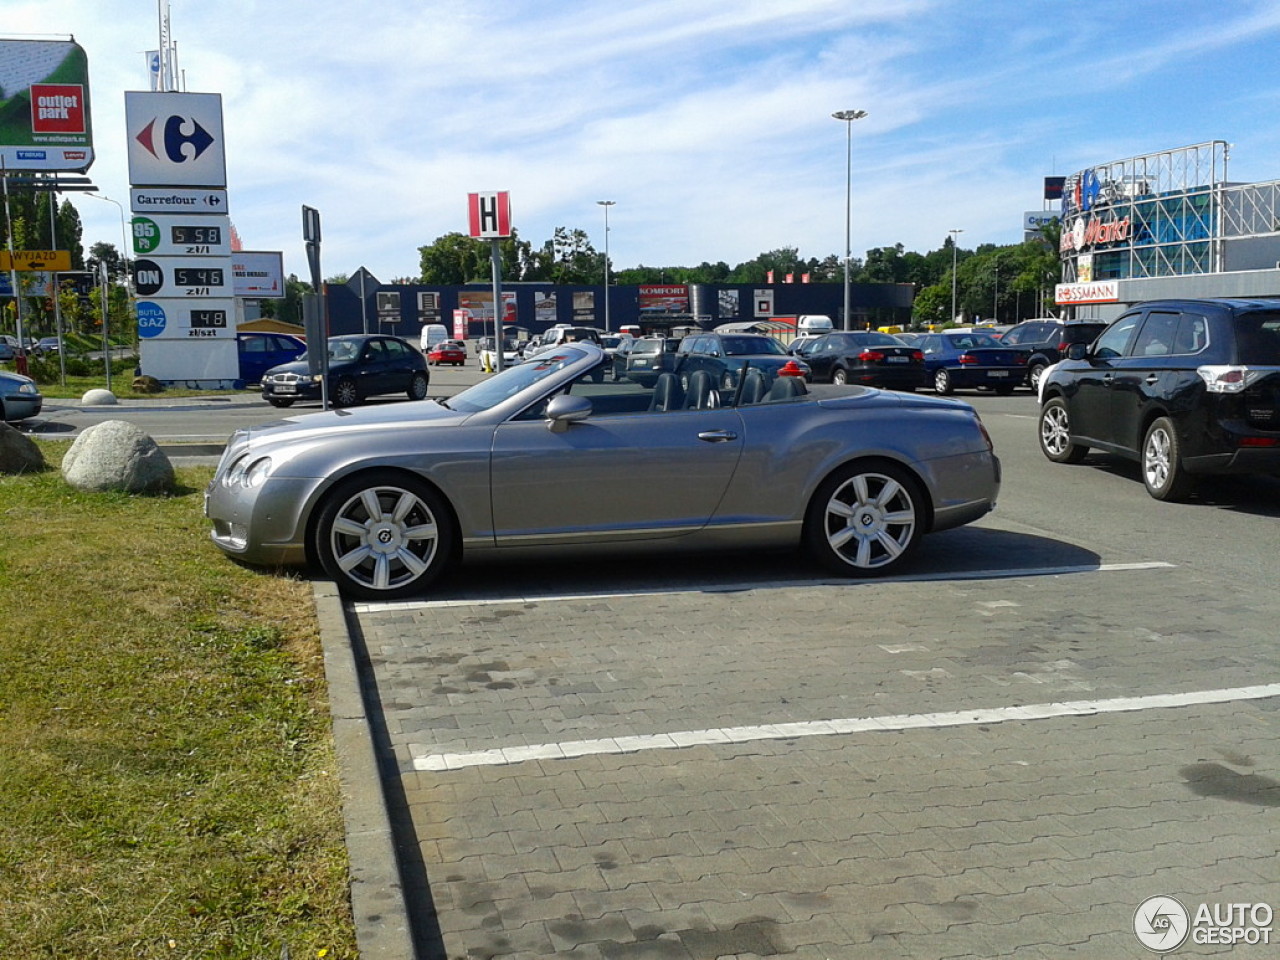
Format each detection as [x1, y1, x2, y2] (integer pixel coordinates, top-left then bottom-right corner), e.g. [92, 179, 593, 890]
[832, 109, 867, 331]
[949, 228, 964, 324]
[597, 200, 615, 332]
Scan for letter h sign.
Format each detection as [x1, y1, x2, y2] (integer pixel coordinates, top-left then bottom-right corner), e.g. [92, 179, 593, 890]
[468, 191, 512, 239]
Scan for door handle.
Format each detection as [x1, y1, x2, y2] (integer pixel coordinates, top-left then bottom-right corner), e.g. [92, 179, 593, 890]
[697, 430, 738, 443]
[1145, 374, 1159, 385]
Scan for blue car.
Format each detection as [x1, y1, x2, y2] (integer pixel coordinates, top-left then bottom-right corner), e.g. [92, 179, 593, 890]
[917, 332, 1030, 395]
[237, 332, 306, 386]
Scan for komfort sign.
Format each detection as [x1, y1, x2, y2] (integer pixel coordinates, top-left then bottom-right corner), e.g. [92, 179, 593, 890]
[0, 38, 95, 172]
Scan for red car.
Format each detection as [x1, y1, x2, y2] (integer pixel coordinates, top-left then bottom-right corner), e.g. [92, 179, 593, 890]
[427, 340, 466, 366]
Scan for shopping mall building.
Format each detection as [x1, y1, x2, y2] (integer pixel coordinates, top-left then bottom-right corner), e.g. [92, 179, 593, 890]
[1056, 140, 1280, 320]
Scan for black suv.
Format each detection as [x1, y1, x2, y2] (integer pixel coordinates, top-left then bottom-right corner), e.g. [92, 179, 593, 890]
[999, 318, 1108, 390]
[1038, 298, 1280, 500]
[675, 332, 810, 388]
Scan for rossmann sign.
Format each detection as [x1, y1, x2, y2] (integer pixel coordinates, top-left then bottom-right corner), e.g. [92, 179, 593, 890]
[1060, 216, 1132, 253]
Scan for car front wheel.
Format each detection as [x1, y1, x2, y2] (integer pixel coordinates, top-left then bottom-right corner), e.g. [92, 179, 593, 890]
[313, 473, 455, 600]
[1028, 362, 1048, 391]
[1142, 416, 1196, 501]
[1038, 397, 1089, 463]
[333, 378, 360, 407]
[805, 461, 923, 576]
[407, 371, 429, 400]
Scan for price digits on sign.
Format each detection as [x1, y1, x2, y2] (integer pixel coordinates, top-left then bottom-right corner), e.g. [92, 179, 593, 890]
[190, 309, 227, 329]
[171, 225, 222, 245]
[174, 268, 225, 287]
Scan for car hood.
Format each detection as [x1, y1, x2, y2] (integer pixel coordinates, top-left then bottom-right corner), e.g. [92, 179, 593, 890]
[262, 358, 346, 377]
[228, 398, 469, 455]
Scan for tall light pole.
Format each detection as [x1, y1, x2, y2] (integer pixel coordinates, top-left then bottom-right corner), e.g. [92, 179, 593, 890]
[597, 200, 615, 332]
[832, 109, 867, 331]
[949, 228, 964, 324]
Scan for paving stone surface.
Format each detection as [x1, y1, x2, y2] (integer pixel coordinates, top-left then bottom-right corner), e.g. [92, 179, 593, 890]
[352, 537, 1280, 959]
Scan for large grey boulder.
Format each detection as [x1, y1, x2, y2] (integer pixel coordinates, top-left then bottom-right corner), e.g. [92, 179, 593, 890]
[81, 388, 118, 405]
[0, 422, 45, 474]
[61, 420, 175, 494]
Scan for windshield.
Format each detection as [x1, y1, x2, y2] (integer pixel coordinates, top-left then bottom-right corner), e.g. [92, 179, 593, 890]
[722, 336, 786, 356]
[631, 339, 670, 355]
[946, 333, 1003, 348]
[448, 345, 591, 413]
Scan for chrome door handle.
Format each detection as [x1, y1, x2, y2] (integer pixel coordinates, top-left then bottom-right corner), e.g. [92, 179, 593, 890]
[1145, 374, 1159, 385]
[697, 430, 738, 443]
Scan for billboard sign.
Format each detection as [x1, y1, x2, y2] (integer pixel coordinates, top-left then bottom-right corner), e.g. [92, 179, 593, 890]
[638, 284, 689, 314]
[125, 92, 227, 187]
[0, 39, 94, 171]
[1055, 281, 1120, 305]
[232, 251, 285, 298]
[130, 214, 232, 257]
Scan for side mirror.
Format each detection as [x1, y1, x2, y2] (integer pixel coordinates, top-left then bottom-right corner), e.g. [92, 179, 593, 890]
[1066, 343, 1089, 361]
[546, 393, 592, 433]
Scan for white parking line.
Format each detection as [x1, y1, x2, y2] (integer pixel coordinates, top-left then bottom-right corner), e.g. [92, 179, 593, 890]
[412, 683, 1280, 771]
[355, 561, 1174, 613]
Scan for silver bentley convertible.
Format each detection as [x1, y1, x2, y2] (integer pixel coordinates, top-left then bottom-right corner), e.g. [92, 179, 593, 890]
[206, 343, 1000, 599]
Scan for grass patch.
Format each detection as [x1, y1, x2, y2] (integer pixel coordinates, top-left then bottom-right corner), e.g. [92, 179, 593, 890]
[0, 447, 357, 958]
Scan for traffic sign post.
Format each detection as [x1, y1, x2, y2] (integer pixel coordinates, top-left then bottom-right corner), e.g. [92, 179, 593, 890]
[0, 249, 71, 271]
[301, 205, 329, 409]
[468, 192, 513, 373]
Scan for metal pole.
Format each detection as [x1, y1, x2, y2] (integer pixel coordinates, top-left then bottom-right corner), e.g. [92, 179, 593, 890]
[2, 163, 30, 375]
[831, 110, 866, 331]
[949, 228, 963, 324]
[597, 200, 614, 332]
[99, 260, 111, 392]
[489, 239, 504, 373]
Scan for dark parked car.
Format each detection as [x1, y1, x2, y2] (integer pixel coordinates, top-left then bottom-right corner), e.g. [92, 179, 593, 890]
[1, 369, 42, 421]
[676, 333, 809, 389]
[618, 336, 682, 386]
[237, 332, 306, 386]
[206, 342, 1000, 599]
[35, 336, 63, 355]
[260, 334, 429, 408]
[916, 332, 1030, 395]
[1038, 298, 1280, 500]
[792, 331, 926, 390]
[998, 318, 1108, 390]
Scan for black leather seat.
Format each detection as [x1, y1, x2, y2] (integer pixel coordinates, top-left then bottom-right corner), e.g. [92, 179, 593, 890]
[648, 373, 685, 412]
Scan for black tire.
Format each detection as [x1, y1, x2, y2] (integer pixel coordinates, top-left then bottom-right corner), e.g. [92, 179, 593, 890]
[995, 384, 1015, 396]
[313, 473, 456, 600]
[407, 371, 429, 401]
[1142, 416, 1197, 501]
[266, 397, 295, 408]
[832, 368, 849, 386]
[1038, 396, 1089, 464]
[804, 460, 924, 577]
[333, 377, 360, 407]
[933, 368, 953, 395]
[1028, 362, 1048, 391]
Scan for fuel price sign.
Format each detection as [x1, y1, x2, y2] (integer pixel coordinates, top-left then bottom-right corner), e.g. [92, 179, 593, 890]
[130, 214, 232, 257]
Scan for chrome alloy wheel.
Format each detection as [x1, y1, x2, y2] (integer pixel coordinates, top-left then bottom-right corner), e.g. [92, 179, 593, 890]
[821, 471, 918, 570]
[1040, 403, 1072, 457]
[1143, 422, 1174, 491]
[326, 484, 441, 594]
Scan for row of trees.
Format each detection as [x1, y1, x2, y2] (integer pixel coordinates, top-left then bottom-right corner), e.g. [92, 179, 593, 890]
[413, 223, 1064, 325]
[2, 188, 1064, 339]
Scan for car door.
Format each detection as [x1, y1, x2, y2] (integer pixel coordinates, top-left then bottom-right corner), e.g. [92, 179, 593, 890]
[1068, 312, 1143, 445]
[1107, 310, 1181, 452]
[489, 383, 745, 545]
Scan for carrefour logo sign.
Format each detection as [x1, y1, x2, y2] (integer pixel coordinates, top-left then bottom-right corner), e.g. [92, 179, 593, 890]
[125, 92, 226, 188]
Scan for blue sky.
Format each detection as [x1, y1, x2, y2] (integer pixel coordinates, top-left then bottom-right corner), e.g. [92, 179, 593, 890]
[8, 0, 1280, 283]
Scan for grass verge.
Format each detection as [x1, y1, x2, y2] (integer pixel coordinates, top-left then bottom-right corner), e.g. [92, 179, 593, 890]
[0, 443, 357, 959]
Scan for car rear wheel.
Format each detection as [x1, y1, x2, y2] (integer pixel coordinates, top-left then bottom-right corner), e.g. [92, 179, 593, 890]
[832, 368, 849, 385]
[407, 371, 429, 401]
[313, 473, 456, 600]
[1038, 397, 1089, 463]
[933, 368, 953, 394]
[805, 461, 923, 576]
[1142, 417, 1197, 501]
[1028, 362, 1048, 391]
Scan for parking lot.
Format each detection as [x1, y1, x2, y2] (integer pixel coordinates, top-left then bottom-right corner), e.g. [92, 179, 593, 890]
[342, 394, 1280, 959]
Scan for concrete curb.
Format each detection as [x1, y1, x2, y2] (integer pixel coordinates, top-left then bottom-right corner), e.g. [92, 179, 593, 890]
[312, 580, 418, 960]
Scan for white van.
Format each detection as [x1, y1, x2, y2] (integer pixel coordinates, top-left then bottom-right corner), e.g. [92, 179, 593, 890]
[797, 315, 834, 335]
[419, 323, 448, 353]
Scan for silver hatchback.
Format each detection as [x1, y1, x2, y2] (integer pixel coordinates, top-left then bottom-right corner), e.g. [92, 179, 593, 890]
[207, 343, 1000, 599]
